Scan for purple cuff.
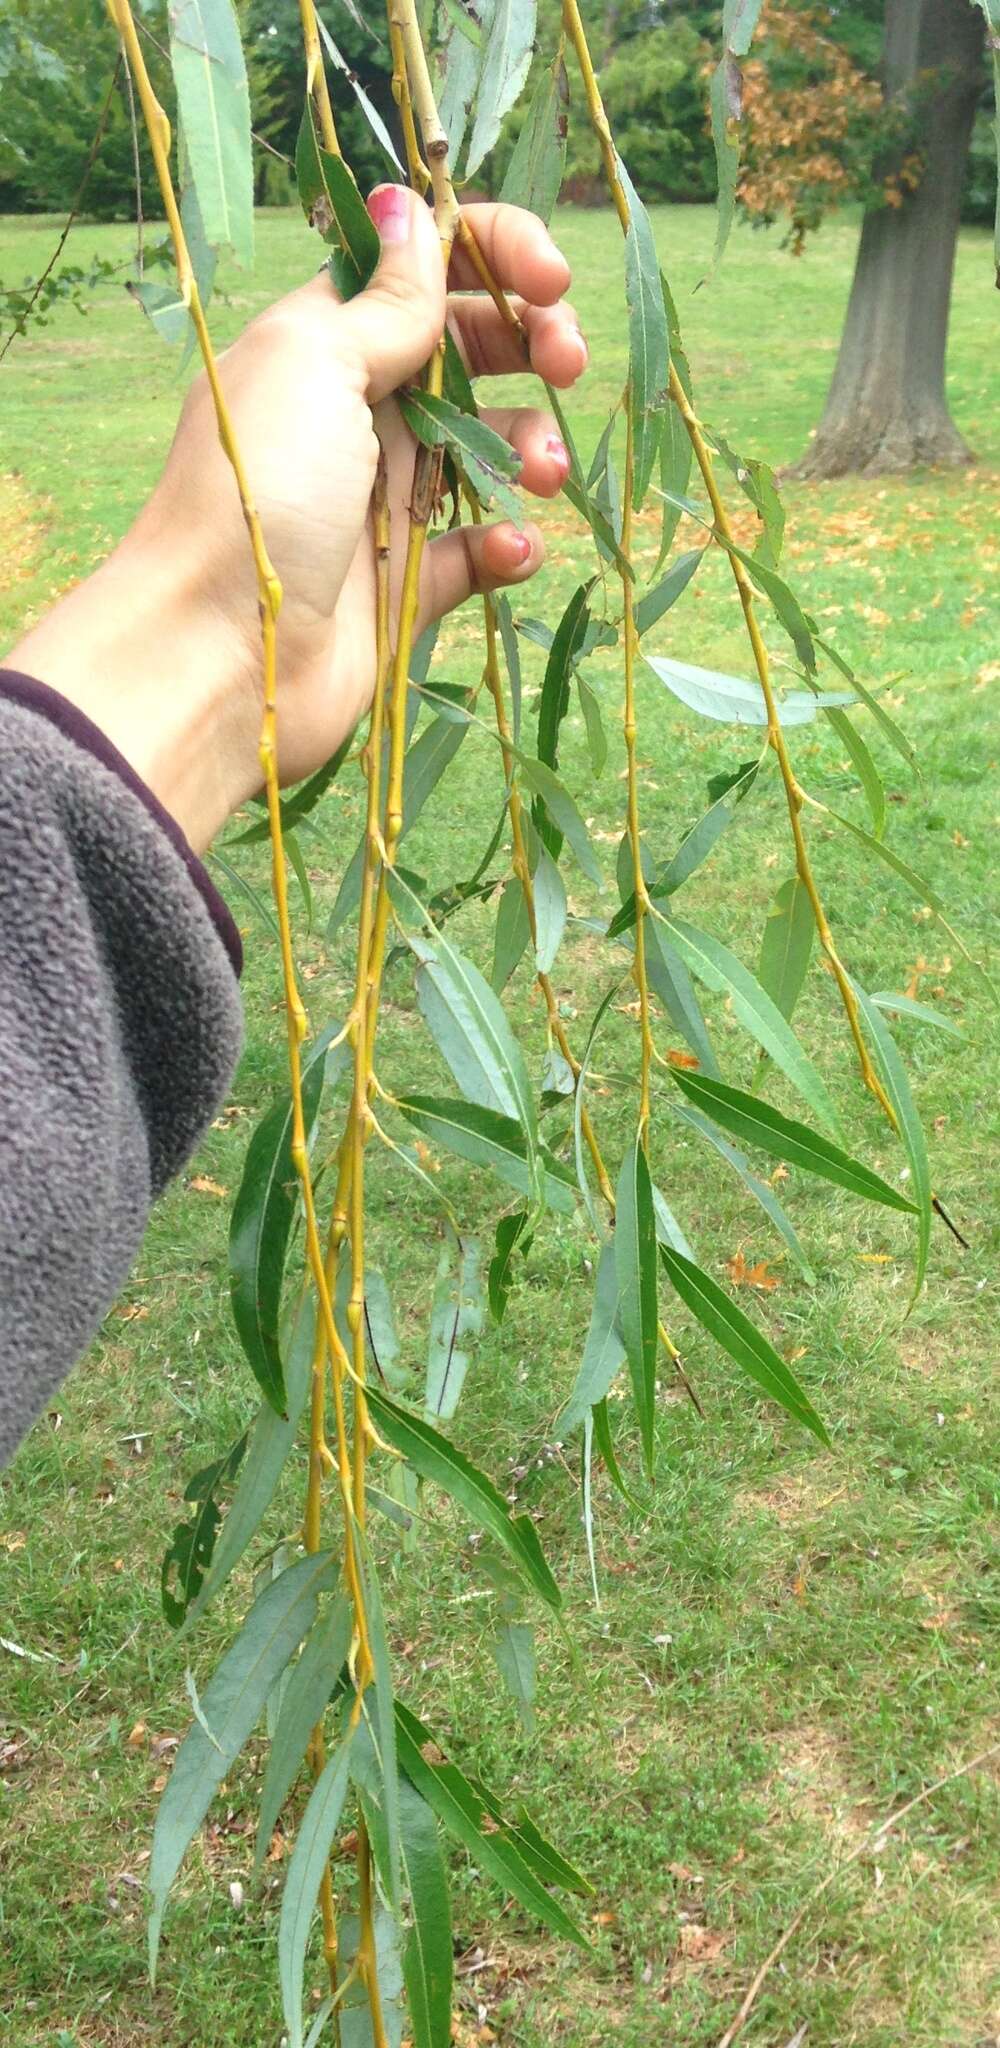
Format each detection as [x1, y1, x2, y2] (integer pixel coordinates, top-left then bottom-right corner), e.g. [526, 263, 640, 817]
[0, 667, 242, 977]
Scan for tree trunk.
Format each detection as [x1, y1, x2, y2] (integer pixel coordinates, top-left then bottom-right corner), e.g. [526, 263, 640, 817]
[792, 0, 985, 481]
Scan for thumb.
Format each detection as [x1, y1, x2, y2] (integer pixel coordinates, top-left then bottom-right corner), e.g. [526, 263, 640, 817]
[335, 185, 447, 403]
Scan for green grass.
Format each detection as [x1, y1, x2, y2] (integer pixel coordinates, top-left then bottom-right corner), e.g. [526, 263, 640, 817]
[1, 201, 998, 2048]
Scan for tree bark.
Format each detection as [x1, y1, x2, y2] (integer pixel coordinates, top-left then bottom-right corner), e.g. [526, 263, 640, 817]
[792, 0, 985, 481]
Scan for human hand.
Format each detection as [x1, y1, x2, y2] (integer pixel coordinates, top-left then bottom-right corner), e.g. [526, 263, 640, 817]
[9, 189, 586, 852]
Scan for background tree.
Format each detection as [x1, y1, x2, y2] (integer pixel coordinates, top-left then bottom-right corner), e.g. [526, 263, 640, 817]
[741, 0, 992, 478]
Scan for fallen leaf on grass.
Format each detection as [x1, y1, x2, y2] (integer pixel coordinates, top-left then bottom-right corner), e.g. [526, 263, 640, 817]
[727, 1250, 780, 1291]
[189, 1175, 228, 1198]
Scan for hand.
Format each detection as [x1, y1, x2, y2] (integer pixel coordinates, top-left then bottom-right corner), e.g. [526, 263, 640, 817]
[7, 189, 587, 853]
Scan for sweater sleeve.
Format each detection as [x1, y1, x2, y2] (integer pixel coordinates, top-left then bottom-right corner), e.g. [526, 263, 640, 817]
[0, 669, 244, 1468]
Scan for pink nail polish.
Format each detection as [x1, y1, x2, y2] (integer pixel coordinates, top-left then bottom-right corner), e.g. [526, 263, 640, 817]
[367, 184, 410, 246]
[545, 435, 571, 478]
[508, 530, 532, 567]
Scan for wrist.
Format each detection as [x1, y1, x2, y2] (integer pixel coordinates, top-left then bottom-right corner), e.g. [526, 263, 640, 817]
[5, 523, 260, 854]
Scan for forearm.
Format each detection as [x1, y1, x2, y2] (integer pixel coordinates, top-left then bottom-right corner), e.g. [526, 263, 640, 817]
[6, 514, 259, 855]
[0, 670, 243, 1466]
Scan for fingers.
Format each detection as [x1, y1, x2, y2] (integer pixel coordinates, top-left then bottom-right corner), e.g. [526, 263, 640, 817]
[449, 204, 571, 305]
[479, 406, 571, 496]
[332, 185, 447, 403]
[453, 296, 588, 388]
[419, 519, 545, 631]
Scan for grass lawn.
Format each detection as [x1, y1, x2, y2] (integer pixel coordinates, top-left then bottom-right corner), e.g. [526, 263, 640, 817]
[1, 200, 998, 2048]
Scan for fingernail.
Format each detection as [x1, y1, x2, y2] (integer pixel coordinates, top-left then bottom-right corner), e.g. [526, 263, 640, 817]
[508, 530, 532, 566]
[574, 330, 589, 370]
[545, 435, 571, 478]
[367, 184, 410, 246]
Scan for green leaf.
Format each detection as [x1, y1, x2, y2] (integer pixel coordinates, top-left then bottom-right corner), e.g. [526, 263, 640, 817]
[576, 671, 608, 777]
[295, 107, 379, 297]
[150, 1551, 339, 1976]
[635, 547, 704, 638]
[533, 582, 593, 860]
[254, 1593, 353, 1871]
[656, 392, 694, 570]
[491, 876, 532, 994]
[498, 50, 568, 222]
[849, 981, 932, 1296]
[813, 633, 918, 774]
[534, 847, 567, 974]
[493, 1620, 536, 1734]
[328, 706, 467, 938]
[407, 923, 536, 1144]
[488, 1209, 531, 1323]
[559, 1239, 625, 1435]
[659, 1246, 828, 1443]
[708, 54, 741, 272]
[279, 1726, 355, 2048]
[708, 428, 784, 567]
[645, 654, 852, 727]
[160, 1434, 248, 1629]
[365, 1388, 561, 1611]
[655, 912, 841, 1135]
[313, 11, 403, 174]
[824, 706, 886, 838]
[651, 1185, 696, 1262]
[670, 1069, 918, 1215]
[869, 992, 964, 1038]
[757, 875, 814, 1024]
[615, 1141, 659, 1472]
[821, 806, 998, 1007]
[397, 1094, 576, 1215]
[495, 592, 523, 745]
[398, 389, 522, 522]
[393, 1705, 586, 1946]
[361, 1552, 402, 1918]
[517, 754, 602, 886]
[168, 0, 253, 267]
[618, 153, 670, 507]
[673, 1101, 816, 1282]
[610, 757, 760, 938]
[465, 0, 538, 176]
[184, 1297, 317, 1629]
[425, 1237, 485, 1421]
[642, 919, 721, 1079]
[573, 984, 624, 1229]
[228, 730, 355, 845]
[719, 534, 816, 671]
[358, 1756, 453, 2048]
[229, 1031, 345, 1415]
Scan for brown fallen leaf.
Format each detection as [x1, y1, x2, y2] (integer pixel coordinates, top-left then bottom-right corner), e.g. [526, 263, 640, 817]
[727, 1250, 780, 1291]
[664, 1048, 699, 1070]
[189, 1175, 228, 1199]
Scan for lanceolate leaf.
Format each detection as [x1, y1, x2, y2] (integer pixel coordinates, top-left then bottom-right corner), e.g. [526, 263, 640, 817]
[364, 1387, 562, 1611]
[279, 1726, 355, 2048]
[393, 1704, 586, 1946]
[635, 547, 705, 639]
[610, 757, 760, 935]
[820, 805, 998, 1006]
[412, 932, 533, 1128]
[655, 912, 841, 1135]
[659, 1245, 828, 1443]
[573, 984, 624, 1229]
[168, 0, 253, 267]
[491, 875, 532, 993]
[254, 1593, 353, 1871]
[533, 581, 593, 859]
[708, 0, 766, 270]
[813, 633, 918, 773]
[642, 918, 720, 1079]
[757, 875, 814, 1024]
[355, 1752, 453, 2048]
[228, 727, 355, 845]
[870, 992, 964, 1037]
[651, 1185, 696, 1262]
[493, 1620, 537, 1734]
[149, 1551, 339, 1977]
[295, 106, 379, 296]
[517, 753, 602, 885]
[499, 50, 568, 222]
[670, 1069, 919, 1214]
[488, 1209, 531, 1323]
[184, 1296, 317, 1628]
[397, 1094, 576, 1215]
[849, 981, 932, 1296]
[559, 1239, 625, 1435]
[824, 706, 886, 838]
[425, 1236, 485, 1421]
[615, 1141, 659, 1472]
[645, 654, 853, 728]
[673, 1101, 816, 1282]
[657, 393, 694, 569]
[229, 1031, 346, 1414]
[533, 846, 567, 974]
[708, 428, 785, 567]
[398, 388, 522, 521]
[314, 10, 404, 172]
[465, 0, 538, 176]
[618, 154, 670, 507]
[161, 1434, 248, 1628]
[361, 1552, 402, 1919]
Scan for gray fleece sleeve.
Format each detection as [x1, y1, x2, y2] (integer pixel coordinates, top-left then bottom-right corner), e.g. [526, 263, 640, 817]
[0, 668, 244, 1467]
